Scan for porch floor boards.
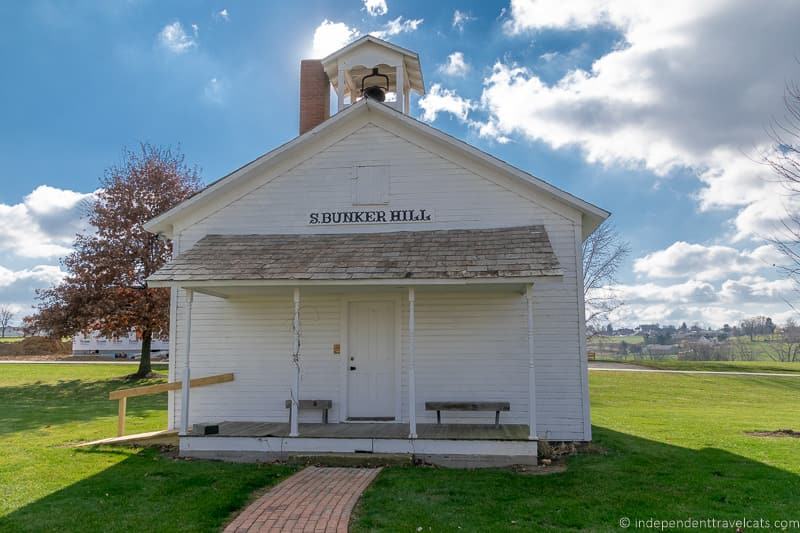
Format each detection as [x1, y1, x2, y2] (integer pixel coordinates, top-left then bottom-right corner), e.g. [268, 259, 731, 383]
[196, 422, 530, 441]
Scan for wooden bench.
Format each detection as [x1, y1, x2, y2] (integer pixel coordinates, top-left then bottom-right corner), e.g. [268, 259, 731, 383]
[425, 401, 511, 427]
[285, 399, 333, 424]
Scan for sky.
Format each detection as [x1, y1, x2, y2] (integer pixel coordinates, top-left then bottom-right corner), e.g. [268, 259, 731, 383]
[1, 0, 799, 328]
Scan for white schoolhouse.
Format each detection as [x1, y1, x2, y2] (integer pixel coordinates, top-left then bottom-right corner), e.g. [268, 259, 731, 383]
[145, 36, 608, 466]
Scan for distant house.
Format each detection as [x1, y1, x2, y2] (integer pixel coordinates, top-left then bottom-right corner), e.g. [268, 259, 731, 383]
[637, 324, 660, 335]
[72, 331, 169, 358]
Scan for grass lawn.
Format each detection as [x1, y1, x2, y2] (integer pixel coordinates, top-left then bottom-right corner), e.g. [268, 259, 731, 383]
[0, 337, 23, 343]
[0, 364, 295, 532]
[352, 372, 800, 531]
[588, 334, 644, 347]
[1, 364, 799, 531]
[599, 359, 800, 373]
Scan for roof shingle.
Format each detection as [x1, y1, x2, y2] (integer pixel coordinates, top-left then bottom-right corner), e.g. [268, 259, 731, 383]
[148, 225, 563, 283]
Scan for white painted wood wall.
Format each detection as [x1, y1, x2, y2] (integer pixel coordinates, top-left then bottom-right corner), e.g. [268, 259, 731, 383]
[167, 120, 591, 441]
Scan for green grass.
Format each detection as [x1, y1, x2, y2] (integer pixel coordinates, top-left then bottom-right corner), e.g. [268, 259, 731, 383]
[0, 364, 295, 532]
[588, 334, 644, 347]
[352, 372, 800, 531]
[589, 334, 798, 361]
[600, 359, 800, 373]
[0, 337, 23, 343]
[2, 364, 799, 532]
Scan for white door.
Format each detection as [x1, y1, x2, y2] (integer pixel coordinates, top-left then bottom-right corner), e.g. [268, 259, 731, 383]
[347, 301, 396, 419]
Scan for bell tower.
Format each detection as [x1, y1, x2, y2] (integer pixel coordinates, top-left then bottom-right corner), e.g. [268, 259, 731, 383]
[319, 35, 425, 115]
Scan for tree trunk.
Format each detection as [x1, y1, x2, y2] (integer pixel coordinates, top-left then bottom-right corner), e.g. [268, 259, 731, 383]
[135, 329, 153, 378]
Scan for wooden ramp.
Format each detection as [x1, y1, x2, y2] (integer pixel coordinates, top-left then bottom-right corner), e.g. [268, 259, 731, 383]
[76, 429, 178, 448]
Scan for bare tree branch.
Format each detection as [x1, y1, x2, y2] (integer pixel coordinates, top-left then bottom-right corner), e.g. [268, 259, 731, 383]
[0, 306, 13, 338]
[583, 221, 630, 328]
[767, 77, 800, 310]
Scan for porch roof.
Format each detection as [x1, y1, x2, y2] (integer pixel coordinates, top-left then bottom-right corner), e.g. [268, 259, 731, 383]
[147, 225, 562, 286]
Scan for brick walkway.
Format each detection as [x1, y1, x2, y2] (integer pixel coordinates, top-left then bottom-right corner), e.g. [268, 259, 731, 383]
[224, 466, 382, 532]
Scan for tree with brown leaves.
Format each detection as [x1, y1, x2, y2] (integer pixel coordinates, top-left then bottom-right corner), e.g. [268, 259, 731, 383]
[26, 144, 201, 378]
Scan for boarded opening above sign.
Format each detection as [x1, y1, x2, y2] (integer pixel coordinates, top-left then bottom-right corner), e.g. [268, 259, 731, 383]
[308, 209, 433, 225]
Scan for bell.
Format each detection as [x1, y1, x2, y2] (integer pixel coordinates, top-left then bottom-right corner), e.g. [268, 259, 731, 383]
[360, 67, 390, 103]
[363, 85, 386, 102]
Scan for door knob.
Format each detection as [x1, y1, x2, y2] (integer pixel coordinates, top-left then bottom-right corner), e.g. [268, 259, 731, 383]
[350, 366, 357, 371]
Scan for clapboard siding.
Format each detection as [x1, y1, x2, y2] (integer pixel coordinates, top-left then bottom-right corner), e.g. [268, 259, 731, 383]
[168, 121, 590, 441]
[172, 289, 586, 439]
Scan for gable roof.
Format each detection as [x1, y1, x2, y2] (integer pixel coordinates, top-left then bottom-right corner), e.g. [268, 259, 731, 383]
[144, 99, 609, 239]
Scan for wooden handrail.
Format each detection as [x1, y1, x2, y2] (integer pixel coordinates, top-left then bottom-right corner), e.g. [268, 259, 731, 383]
[109, 372, 234, 400]
[109, 372, 234, 437]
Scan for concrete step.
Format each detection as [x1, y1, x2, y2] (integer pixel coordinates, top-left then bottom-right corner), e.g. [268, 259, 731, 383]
[285, 452, 413, 467]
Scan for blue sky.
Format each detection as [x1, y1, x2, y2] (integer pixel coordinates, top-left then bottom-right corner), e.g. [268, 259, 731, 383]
[1, 0, 798, 327]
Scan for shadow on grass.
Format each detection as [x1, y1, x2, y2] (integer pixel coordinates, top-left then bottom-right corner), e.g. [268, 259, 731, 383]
[0, 447, 295, 533]
[0, 378, 166, 437]
[5, 428, 797, 532]
[352, 427, 800, 531]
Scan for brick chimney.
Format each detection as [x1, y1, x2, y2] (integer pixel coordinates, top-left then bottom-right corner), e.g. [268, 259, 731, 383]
[299, 60, 330, 135]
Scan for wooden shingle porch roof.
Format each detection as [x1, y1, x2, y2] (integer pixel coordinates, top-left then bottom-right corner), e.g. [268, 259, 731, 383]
[147, 225, 562, 286]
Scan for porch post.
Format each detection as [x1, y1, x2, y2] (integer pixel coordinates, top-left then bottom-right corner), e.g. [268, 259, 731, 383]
[396, 65, 405, 113]
[180, 288, 194, 435]
[290, 287, 301, 437]
[408, 287, 417, 439]
[337, 66, 346, 111]
[526, 283, 537, 440]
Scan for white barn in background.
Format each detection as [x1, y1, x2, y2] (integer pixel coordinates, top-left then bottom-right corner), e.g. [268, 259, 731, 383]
[144, 36, 608, 466]
[72, 331, 169, 357]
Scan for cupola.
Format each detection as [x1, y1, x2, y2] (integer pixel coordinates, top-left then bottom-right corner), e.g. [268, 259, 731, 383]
[321, 35, 425, 115]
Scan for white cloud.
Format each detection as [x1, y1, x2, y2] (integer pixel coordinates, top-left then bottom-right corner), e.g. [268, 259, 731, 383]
[439, 51, 470, 77]
[634, 242, 783, 281]
[418, 83, 475, 123]
[598, 238, 795, 327]
[0, 264, 65, 305]
[158, 21, 197, 54]
[312, 20, 359, 57]
[0, 264, 66, 318]
[597, 275, 797, 328]
[371, 16, 423, 39]
[605, 301, 786, 329]
[311, 15, 422, 58]
[474, 0, 800, 240]
[217, 8, 229, 21]
[363, 0, 388, 17]
[452, 9, 475, 31]
[719, 276, 795, 304]
[503, 0, 620, 33]
[610, 280, 718, 305]
[0, 186, 97, 258]
[0, 265, 64, 289]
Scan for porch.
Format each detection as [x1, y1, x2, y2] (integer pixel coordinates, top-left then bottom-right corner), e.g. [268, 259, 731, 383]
[182, 422, 538, 466]
[191, 421, 530, 440]
[147, 226, 566, 457]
